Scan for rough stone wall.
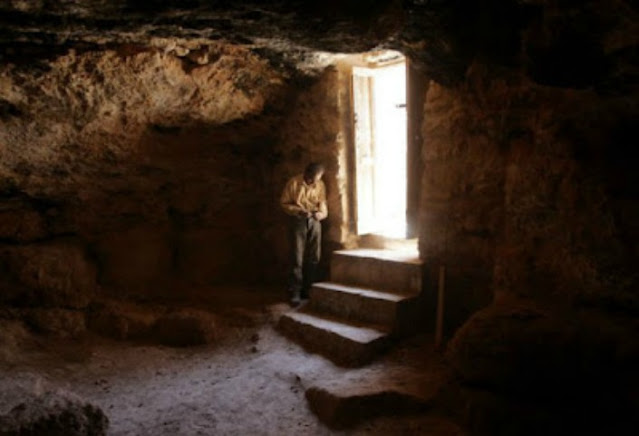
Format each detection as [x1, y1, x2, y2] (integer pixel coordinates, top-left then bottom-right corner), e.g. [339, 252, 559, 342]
[422, 69, 639, 436]
[421, 0, 639, 333]
[496, 79, 638, 309]
[420, 71, 506, 331]
[0, 43, 291, 307]
[423, 60, 639, 334]
[419, 3, 639, 432]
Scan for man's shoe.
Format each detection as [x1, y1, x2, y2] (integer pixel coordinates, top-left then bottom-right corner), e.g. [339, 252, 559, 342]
[289, 294, 301, 307]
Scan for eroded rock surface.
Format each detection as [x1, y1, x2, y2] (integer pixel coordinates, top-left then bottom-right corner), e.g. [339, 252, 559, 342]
[445, 301, 639, 434]
[0, 1, 636, 431]
[88, 302, 218, 347]
[0, 199, 47, 242]
[0, 43, 294, 301]
[21, 308, 88, 339]
[152, 309, 217, 347]
[0, 391, 108, 436]
[0, 240, 96, 309]
[0, 1, 635, 87]
[306, 386, 432, 429]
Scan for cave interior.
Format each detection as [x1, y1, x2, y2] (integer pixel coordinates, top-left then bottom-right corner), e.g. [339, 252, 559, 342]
[0, 1, 638, 435]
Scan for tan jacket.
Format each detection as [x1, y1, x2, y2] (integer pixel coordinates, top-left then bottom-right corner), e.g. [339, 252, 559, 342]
[280, 174, 328, 220]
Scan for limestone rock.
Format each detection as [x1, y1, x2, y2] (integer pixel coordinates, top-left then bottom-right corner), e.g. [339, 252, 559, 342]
[0, 0, 632, 88]
[0, 46, 290, 296]
[0, 200, 47, 242]
[446, 302, 639, 433]
[0, 240, 96, 309]
[306, 384, 433, 429]
[22, 308, 87, 338]
[0, 2, 398, 74]
[152, 309, 217, 347]
[447, 302, 638, 392]
[87, 301, 159, 341]
[0, 319, 32, 363]
[0, 390, 108, 436]
[88, 302, 221, 346]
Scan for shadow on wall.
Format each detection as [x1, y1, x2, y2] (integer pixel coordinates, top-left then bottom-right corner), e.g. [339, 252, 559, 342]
[0, 117, 288, 303]
[90, 117, 292, 297]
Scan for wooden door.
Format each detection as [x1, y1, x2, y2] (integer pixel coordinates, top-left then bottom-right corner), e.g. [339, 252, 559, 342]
[352, 67, 376, 235]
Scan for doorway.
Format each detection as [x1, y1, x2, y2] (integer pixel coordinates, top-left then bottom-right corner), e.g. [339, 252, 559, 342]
[352, 56, 407, 239]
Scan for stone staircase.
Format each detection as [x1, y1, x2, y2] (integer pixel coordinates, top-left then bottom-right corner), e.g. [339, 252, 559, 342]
[278, 248, 424, 367]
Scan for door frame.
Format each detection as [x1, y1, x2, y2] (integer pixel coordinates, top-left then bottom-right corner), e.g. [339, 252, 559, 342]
[405, 58, 427, 239]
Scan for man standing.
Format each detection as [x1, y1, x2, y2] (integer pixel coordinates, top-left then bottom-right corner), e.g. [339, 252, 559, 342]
[280, 163, 328, 306]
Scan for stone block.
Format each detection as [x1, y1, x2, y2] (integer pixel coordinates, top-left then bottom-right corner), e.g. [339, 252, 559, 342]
[446, 302, 639, 397]
[0, 390, 108, 436]
[151, 309, 217, 347]
[87, 301, 158, 341]
[22, 308, 87, 338]
[306, 385, 432, 429]
[0, 319, 33, 363]
[0, 240, 96, 309]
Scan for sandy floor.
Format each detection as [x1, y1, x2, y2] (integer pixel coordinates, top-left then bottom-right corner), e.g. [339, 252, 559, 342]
[0, 292, 463, 436]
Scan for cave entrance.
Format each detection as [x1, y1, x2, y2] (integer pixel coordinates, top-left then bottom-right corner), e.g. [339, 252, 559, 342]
[352, 54, 408, 239]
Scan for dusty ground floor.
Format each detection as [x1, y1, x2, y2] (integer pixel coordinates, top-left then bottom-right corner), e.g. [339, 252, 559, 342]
[0, 287, 463, 436]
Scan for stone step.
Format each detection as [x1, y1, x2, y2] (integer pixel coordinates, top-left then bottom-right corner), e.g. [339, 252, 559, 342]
[305, 384, 433, 430]
[304, 366, 455, 430]
[331, 249, 423, 295]
[277, 311, 391, 367]
[309, 282, 417, 330]
[306, 386, 431, 429]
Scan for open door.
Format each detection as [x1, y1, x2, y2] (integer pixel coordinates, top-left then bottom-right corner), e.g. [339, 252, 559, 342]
[352, 59, 407, 239]
[352, 67, 376, 235]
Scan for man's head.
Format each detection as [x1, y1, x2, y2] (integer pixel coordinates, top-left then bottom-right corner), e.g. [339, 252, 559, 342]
[303, 162, 325, 184]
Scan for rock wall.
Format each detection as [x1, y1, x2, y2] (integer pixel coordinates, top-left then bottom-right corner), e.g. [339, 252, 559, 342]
[421, 0, 638, 334]
[424, 65, 639, 436]
[0, 38, 358, 331]
[418, 2, 639, 433]
[420, 71, 505, 330]
[0, 42, 296, 309]
[420, 64, 639, 328]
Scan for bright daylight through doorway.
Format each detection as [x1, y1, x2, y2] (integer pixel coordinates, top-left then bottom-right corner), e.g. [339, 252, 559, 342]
[353, 52, 407, 239]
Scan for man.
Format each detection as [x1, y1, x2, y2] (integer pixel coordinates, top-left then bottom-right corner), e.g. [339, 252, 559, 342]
[280, 162, 328, 306]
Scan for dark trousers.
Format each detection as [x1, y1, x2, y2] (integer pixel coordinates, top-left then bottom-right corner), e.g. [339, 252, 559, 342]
[288, 216, 321, 299]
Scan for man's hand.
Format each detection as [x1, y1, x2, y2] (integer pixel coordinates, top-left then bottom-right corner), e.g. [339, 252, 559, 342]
[298, 211, 312, 218]
[313, 211, 326, 220]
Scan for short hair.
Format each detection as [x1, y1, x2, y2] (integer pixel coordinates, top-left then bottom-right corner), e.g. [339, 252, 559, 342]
[304, 162, 325, 178]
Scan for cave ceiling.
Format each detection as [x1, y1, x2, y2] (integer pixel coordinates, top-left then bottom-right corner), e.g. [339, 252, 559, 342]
[0, 0, 637, 88]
